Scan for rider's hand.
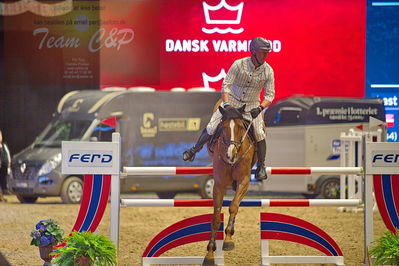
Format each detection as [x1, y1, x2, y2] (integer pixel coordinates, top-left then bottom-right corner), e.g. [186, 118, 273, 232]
[250, 106, 264, 118]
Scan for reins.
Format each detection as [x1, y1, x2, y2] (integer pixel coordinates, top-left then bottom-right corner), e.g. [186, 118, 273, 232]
[241, 118, 254, 144]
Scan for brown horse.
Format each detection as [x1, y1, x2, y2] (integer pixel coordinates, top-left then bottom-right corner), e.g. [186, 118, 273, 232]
[203, 104, 256, 265]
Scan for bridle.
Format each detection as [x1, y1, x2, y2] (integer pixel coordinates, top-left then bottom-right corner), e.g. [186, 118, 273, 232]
[218, 118, 254, 167]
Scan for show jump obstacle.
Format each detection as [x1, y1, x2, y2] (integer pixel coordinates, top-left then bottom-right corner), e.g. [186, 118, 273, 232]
[61, 133, 399, 265]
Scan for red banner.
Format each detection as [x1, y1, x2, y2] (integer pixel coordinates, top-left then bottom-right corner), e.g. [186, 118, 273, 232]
[101, 0, 366, 100]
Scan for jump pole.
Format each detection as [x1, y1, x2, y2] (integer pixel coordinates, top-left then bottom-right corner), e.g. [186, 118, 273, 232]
[123, 166, 362, 176]
[120, 198, 361, 207]
[110, 133, 121, 249]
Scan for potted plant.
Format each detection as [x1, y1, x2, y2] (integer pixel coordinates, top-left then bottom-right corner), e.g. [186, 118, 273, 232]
[51, 231, 117, 266]
[30, 219, 64, 266]
[370, 229, 399, 265]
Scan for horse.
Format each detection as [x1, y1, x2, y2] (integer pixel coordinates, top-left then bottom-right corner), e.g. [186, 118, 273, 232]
[203, 104, 256, 266]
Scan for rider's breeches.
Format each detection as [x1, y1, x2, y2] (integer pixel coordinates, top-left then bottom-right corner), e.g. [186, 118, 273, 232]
[206, 101, 266, 142]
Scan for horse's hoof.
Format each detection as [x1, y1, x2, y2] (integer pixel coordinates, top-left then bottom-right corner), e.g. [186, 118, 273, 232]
[222, 241, 235, 251]
[202, 257, 215, 266]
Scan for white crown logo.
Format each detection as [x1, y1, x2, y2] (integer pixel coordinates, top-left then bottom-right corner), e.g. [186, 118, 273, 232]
[202, 0, 244, 34]
[202, 69, 227, 89]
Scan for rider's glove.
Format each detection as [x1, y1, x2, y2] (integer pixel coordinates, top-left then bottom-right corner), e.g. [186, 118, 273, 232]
[250, 105, 264, 119]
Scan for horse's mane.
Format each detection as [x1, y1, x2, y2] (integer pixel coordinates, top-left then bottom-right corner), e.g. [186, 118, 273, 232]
[221, 106, 243, 120]
[219, 104, 246, 121]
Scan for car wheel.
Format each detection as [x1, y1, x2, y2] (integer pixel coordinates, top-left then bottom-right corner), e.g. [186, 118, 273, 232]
[16, 195, 38, 203]
[199, 176, 214, 199]
[320, 177, 340, 199]
[156, 192, 177, 199]
[61, 176, 83, 204]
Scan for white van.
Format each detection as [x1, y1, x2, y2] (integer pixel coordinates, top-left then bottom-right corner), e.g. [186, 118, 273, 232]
[260, 96, 386, 198]
[9, 90, 220, 203]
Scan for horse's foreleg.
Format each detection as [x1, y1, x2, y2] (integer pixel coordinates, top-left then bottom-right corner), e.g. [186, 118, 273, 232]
[223, 177, 250, 251]
[203, 184, 225, 266]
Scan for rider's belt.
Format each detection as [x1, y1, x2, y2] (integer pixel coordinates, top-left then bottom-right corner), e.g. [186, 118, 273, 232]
[229, 94, 256, 104]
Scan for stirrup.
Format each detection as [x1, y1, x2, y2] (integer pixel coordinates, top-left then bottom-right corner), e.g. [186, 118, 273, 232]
[255, 165, 268, 181]
[183, 148, 196, 162]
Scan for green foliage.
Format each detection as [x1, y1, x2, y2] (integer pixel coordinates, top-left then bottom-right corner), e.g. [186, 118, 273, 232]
[370, 229, 399, 265]
[51, 231, 117, 266]
[30, 219, 64, 247]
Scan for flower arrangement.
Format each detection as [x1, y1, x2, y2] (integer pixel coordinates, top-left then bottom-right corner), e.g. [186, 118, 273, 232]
[30, 219, 64, 247]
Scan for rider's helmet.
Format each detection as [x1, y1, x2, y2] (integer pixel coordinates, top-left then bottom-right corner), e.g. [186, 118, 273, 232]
[249, 37, 271, 52]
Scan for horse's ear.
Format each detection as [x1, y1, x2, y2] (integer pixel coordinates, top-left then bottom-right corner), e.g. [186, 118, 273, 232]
[238, 104, 246, 114]
[218, 106, 225, 115]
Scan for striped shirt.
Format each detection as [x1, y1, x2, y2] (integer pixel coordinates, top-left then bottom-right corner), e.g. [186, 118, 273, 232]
[221, 57, 275, 104]
[206, 57, 275, 141]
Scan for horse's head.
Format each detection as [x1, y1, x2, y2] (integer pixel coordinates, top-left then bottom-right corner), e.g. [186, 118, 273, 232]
[217, 104, 249, 165]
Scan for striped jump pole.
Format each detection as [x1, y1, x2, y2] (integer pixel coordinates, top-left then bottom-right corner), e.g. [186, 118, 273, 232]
[123, 166, 362, 176]
[121, 199, 361, 208]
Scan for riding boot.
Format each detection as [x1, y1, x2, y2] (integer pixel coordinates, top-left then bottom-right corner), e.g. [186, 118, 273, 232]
[183, 129, 211, 162]
[255, 139, 268, 180]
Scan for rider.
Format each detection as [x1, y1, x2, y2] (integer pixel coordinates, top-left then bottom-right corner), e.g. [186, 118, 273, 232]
[183, 37, 275, 181]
